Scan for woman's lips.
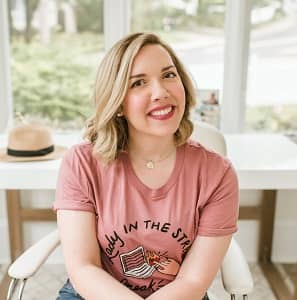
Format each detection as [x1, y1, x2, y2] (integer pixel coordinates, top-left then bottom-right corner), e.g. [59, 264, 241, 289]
[148, 105, 175, 120]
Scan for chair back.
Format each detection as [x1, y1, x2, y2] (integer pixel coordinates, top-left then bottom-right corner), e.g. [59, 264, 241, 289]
[191, 121, 254, 295]
[191, 121, 227, 156]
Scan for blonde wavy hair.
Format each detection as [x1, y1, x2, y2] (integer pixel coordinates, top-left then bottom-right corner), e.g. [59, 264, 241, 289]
[84, 32, 197, 164]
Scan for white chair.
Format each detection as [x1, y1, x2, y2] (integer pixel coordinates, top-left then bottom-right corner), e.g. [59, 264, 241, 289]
[191, 121, 254, 299]
[7, 121, 253, 300]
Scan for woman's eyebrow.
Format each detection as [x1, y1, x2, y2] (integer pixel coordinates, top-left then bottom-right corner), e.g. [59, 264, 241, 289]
[129, 65, 176, 79]
[161, 65, 175, 72]
[129, 73, 145, 79]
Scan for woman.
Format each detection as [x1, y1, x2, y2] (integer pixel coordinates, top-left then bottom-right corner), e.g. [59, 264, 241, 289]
[53, 32, 239, 300]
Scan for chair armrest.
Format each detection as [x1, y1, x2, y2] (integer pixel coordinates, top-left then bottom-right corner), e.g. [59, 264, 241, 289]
[221, 238, 254, 295]
[8, 229, 60, 280]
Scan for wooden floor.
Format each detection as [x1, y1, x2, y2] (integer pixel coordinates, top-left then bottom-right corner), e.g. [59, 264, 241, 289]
[283, 264, 297, 284]
[261, 262, 296, 300]
[282, 263, 297, 296]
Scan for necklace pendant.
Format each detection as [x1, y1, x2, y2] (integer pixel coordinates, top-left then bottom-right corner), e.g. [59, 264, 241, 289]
[146, 160, 154, 169]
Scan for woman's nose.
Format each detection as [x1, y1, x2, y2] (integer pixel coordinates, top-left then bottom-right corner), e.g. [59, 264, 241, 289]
[150, 80, 169, 101]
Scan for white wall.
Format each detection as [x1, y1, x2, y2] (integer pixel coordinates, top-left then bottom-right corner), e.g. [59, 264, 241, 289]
[272, 190, 297, 262]
[0, 189, 296, 264]
[235, 190, 297, 262]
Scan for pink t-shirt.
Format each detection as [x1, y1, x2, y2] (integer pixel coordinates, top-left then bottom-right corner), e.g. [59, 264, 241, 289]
[53, 140, 239, 298]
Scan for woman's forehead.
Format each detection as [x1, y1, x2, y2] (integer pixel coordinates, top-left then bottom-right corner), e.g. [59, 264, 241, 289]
[130, 44, 174, 74]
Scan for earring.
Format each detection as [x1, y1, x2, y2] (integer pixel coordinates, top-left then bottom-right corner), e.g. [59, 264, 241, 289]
[117, 111, 123, 117]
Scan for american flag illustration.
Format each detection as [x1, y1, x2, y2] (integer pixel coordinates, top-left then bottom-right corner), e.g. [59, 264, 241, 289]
[120, 246, 156, 278]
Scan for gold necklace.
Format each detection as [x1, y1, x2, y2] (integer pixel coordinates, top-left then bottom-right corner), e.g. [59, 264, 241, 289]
[131, 148, 176, 169]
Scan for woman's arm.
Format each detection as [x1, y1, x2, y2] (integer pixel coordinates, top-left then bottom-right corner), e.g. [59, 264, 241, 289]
[57, 210, 143, 300]
[146, 234, 232, 300]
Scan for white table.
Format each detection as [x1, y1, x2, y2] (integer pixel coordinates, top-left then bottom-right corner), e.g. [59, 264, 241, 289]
[1, 133, 297, 189]
[0, 133, 297, 299]
[227, 134, 297, 300]
[227, 134, 297, 190]
[0, 133, 81, 190]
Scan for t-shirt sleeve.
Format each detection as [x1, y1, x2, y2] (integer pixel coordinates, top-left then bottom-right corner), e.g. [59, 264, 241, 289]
[197, 162, 239, 237]
[53, 146, 96, 213]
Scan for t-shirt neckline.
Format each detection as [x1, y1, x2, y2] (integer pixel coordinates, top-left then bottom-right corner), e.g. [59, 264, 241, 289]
[122, 144, 185, 200]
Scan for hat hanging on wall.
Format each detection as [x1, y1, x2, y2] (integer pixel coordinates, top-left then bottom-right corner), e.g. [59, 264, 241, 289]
[0, 123, 67, 162]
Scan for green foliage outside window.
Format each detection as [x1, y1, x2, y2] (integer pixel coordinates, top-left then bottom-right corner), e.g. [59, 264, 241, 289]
[75, 0, 104, 33]
[246, 105, 297, 132]
[11, 33, 103, 129]
[131, 0, 225, 32]
[9, 0, 295, 132]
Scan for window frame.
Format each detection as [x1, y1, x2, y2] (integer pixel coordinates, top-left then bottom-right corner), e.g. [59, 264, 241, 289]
[0, 0, 13, 133]
[0, 0, 251, 134]
[221, 0, 251, 133]
[104, 0, 130, 50]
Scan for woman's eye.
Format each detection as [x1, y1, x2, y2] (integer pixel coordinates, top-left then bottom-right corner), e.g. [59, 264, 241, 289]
[164, 71, 177, 79]
[131, 79, 145, 88]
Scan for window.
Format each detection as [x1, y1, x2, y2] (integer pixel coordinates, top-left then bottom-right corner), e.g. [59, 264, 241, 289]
[9, 0, 104, 130]
[246, 0, 297, 133]
[131, 0, 226, 125]
[6, 1, 295, 134]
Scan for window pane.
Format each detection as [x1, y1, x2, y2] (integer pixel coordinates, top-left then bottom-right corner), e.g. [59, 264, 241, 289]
[9, 0, 104, 130]
[246, 0, 297, 133]
[131, 0, 225, 127]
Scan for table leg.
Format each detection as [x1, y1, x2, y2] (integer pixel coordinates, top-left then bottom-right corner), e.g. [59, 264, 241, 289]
[259, 190, 293, 300]
[0, 189, 56, 297]
[0, 268, 11, 300]
[293, 275, 297, 300]
[0, 190, 24, 298]
[259, 190, 276, 263]
[6, 190, 24, 261]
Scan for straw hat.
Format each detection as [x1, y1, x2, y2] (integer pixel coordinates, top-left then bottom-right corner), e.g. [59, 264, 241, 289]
[0, 123, 67, 162]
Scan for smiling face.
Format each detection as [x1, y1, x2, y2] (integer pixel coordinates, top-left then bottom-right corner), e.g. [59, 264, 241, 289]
[122, 44, 186, 142]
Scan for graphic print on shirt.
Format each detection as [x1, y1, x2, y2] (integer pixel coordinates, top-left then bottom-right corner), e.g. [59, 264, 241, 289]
[120, 246, 180, 279]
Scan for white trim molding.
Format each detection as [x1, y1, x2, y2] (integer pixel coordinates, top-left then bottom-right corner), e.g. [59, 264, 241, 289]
[221, 0, 251, 133]
[0, 0, 13, 133]
[104, 0, 130, 51]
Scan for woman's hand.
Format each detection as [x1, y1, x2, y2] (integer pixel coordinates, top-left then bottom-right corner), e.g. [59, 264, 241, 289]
[155, 258, 180, 276]
[146, 235, 232, 300]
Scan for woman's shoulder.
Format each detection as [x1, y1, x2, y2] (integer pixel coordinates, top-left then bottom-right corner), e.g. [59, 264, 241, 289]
[184, 140, 237, 187]
[184, 139, 231, 170]
[65, 141, 93, 158]
[62, 141, 97, 168]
